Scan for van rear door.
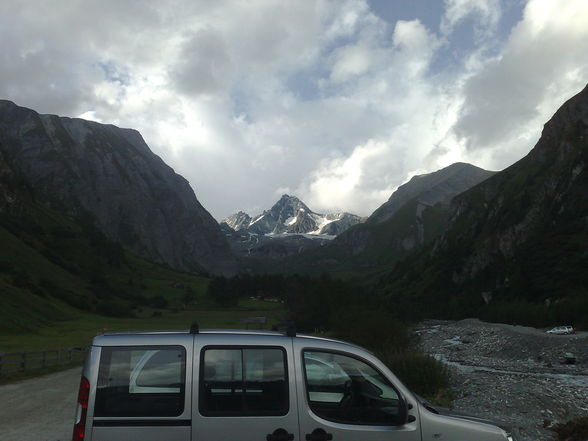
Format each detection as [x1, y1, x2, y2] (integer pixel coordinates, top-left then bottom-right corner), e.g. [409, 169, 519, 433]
[89, 334, 193, 441]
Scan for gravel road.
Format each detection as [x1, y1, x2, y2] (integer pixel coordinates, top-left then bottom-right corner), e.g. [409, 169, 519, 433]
[417, 319, 588, 441]
[0, 367, 81, 441]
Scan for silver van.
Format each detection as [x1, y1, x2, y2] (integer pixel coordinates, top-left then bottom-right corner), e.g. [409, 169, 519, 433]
[72, 324, 516, 441]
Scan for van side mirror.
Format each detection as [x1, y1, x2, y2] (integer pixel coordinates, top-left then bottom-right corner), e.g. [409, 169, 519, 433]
[397, 396, 416, 425]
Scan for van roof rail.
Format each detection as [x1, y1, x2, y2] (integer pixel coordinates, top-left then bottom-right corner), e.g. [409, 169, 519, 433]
[272, 321, 296, 337]
[190, 321, 199, 334]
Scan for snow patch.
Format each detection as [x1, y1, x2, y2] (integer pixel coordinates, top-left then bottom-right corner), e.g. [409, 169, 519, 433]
[249, 214, 265, 226]
[307, 213, 336, 234]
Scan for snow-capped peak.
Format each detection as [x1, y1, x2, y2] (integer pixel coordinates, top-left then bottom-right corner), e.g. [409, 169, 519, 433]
[221, 195, 363, 237]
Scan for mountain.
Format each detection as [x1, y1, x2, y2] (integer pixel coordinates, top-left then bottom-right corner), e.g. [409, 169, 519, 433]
[380, 84, 588, 324]
[0, 148, 211, 331]
[223, 211, 252, 232]
[221, 195, 363, 259]
[319, 212, 366, 235]
[222, 194, 363, 236]
[0, 100, 236, 276]
[262, 163, 493, 277]
[368, 163, 495, 224]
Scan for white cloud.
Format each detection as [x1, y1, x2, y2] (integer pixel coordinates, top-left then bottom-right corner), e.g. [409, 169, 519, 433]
[0, 0, 587, 221]
[392, 19, 441, 76]
[329, 43, 373, 83]
[172, 28, 234, 97]
[441, 0, 502, 39]
[454, 0, 588, 169]
[303, 140, 392, 212]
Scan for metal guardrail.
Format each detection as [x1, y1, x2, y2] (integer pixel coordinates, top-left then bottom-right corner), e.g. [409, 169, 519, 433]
[0, 347, 85, 375]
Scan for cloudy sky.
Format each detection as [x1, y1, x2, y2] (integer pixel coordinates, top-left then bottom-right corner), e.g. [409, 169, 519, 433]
[2, 0, 587, 220]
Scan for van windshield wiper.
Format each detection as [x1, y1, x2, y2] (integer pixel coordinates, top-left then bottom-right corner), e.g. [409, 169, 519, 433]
[414, 394, 439, 414]
[422, 402, 439, 414]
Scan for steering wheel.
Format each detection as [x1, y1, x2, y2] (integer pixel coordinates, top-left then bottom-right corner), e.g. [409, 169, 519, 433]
[338, 380, 356, 408]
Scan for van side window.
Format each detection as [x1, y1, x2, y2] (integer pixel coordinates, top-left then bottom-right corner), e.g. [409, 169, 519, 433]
[200, 347, 288, 416]
[303, 351, 402, 426]
[95, 346, 185, 417]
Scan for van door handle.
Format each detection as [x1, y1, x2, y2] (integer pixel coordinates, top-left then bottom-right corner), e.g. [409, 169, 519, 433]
[266, 428, 294, 441]
[305, 428, 333, 441]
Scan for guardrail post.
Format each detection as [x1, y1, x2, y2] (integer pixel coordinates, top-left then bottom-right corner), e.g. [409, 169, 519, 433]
[68, 349, 72, 363]
[21, 352, 27, 371]
[42, 350, 47, 368]
[0, 351, 4, 375]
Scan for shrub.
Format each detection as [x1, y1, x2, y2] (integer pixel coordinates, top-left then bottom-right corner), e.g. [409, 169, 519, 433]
[376, 349, 452, 405]
[0, 261, 15, 274]
[11, 269, 32, 288]
[148, 295, 169, 309]
[50, 226, 77, 239]
[95, 298, 134, 317]
[39, 278, 60, 296]
[207, 277, 239, 307]
[552, 416, 588, 441]
[330, 308, 414, 353]
[183, 288, 198, 306]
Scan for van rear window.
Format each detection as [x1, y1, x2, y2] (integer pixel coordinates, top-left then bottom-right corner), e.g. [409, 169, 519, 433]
[95, 346, 186, 417]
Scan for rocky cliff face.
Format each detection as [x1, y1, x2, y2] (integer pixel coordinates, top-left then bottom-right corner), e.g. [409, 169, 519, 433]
[242, 195, 318, 235]
[223, 211, 252, 232]
[320, 212, 366, 235]
[0, 100, 236, 276]
[0, 150, 17, 212]
[368, 163, 495, 224]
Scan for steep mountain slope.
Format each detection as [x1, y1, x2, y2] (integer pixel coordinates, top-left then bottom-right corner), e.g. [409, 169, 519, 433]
[0, 100, 236, 276]
[260, 163, 493, 277]
[0, 150, 210, 332]
[368, 163, 495, 224]
[381, 84, 588, 322]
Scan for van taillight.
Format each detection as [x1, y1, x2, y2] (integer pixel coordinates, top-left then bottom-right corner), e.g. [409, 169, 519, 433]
[72, 376, 90, 441]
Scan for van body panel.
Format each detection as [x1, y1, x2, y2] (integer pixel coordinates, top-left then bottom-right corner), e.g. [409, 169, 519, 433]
[86, 426, 190, 441]
[81, 345, 101, 441]
[420, 409, 509, 441]
[192, 334, 300, 441]
[89, 334, 193, 441]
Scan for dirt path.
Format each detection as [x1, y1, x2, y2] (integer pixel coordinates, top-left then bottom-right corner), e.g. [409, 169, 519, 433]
[0, 367, 81, 441]
[417, 319, 588, 441]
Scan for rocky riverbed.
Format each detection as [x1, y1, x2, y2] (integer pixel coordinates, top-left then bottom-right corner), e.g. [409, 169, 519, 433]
[417, 319, 588, 441]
